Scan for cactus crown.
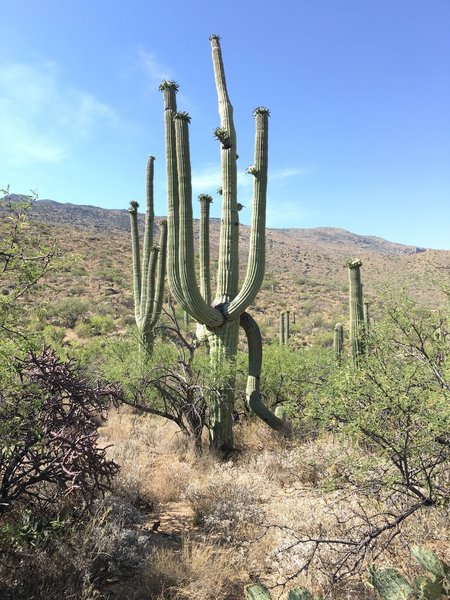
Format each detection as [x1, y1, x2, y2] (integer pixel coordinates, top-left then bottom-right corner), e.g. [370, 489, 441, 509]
[209, 33, 221, 41]
[129, 200, 139, 212]
[253, 106, 270, 117]
[198, 194, 213, 203]
[347, 258, 362, 269]
[159, 80, 179, 92]
[213, 126, 231, 144]
[159, 218, 168, 227]
[174, 111, 191, 123]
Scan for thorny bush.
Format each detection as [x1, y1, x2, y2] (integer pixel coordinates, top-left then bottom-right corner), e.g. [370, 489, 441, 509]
[0, 348, 120, 514]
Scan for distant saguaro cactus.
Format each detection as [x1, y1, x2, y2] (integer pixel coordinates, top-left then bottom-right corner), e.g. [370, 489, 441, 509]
[279, 311, 286, 346]
[129, 156, 167, 356]
[160, 36, 284, 452]
[347, 258, 365, 367]
[334, 322, 344, 364]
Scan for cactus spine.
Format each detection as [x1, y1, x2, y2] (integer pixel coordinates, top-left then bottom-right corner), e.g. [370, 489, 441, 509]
[129, 156, 167, 356]
[161, 36, 282, 452]
[347, 258, 365, 367]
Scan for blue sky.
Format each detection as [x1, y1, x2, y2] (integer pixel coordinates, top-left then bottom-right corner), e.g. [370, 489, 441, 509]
[1, 0, 449, 249]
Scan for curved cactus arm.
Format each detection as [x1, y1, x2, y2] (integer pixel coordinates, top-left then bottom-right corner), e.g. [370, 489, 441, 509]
[160, 80, 185, 307]
[210, 34, 239, 304]
[228, 107, 269, 319]
[143, 220, 167, 334]
[198, 194, 212, 305]
[174, 113, 223, 327]
[240, 311, 286, 431]
[129, 200, 142, 324]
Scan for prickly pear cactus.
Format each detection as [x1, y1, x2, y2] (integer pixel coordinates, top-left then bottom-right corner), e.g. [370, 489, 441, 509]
[245, 583, 272, 599]
[368, 547, 450, 600]
[245, 584, 321, 600]
[368, 565, 413, 599]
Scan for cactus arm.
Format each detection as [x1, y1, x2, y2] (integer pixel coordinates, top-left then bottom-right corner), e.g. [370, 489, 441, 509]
[198, 194, 212, 305]
[240, 311, 286, 431]
[210, 34, 239, 304]
[129, 200, 142, 324]
[174, 113, 223, 327]
[227, 107, 269, 319]
[160, 80, 185, 307]
[140, 156, 155, 314]
[143, 220, 167, 334]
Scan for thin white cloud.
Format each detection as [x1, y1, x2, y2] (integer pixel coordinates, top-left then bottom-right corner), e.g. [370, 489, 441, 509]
[266, 199, 309, 228]
[271, 167, 309, 180]
[139, 49, 173, 83]
[0, 60, 118, 167]
[191, 163, 307, 195]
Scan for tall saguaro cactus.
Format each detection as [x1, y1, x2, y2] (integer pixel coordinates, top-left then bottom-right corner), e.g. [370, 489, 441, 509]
[129, 155, 167, 356]
[160, 35, 284, 451]
[347, 258, 365, 367]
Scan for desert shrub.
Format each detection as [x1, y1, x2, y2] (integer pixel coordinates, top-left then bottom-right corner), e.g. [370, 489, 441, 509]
[0, 494, 151, 600]
[185, 465, 262, 543]
[46, 298, 90, 327]
[0, 348, 119, 515]
[75, 314, 115, 337]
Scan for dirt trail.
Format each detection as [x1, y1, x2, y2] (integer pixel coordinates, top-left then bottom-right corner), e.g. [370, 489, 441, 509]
[144, 500, 195, 539]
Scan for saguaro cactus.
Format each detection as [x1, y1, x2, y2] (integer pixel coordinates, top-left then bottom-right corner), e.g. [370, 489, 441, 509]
[279, 311, 286, 346]
[129, 155, 167, 356]
[347, 258, 365, 367]
[334, 322, 344, 364]
[160, 35, 284, 451]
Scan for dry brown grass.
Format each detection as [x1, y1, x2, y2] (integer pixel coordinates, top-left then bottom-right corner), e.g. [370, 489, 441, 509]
[2, 406, 448, 599]
[95, 412, 450, 599]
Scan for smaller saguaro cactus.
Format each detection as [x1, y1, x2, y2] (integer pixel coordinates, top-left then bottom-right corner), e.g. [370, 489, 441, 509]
[334, 322, 344, 364]
[346, 258, 365, 367]
[129, 155, 167, 357]
[279, 311, 290, 345]
[279, 311, 286, 346]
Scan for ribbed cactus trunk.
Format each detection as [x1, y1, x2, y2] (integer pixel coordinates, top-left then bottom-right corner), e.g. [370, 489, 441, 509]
[129, 156, 167, 357]
[347, 258, 365, 367]
[161, 35, 283, 452]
